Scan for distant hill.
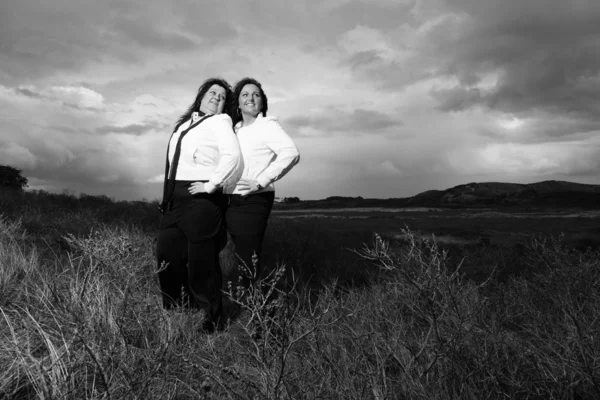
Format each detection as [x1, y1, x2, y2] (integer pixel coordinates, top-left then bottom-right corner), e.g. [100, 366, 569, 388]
[405, 181, 600, 208]
[274, 180, 600, 209]
[407, 180, 600, 208]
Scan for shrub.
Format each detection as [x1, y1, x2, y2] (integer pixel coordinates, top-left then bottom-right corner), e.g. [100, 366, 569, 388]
[0, 165, 28, 192]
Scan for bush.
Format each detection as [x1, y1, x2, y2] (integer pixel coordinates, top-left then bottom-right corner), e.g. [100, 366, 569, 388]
[0, 165, 28, 192]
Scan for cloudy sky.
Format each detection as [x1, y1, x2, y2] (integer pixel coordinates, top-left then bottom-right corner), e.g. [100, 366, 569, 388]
[1, 0, 599, 201]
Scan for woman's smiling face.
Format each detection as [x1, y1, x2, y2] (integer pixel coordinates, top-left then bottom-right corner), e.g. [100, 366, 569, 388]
[238, 84, 263, 117]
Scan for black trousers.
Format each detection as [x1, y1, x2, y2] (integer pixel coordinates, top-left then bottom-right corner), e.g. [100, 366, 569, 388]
[225, 191, 275, 279]
[156, 181, 226, 321]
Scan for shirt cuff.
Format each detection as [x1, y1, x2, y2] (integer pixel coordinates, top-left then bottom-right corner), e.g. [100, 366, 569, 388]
[257, 175, 271, 188]
[204, 181, 217, 194]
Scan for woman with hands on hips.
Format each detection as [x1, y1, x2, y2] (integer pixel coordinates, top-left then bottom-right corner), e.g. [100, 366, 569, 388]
[225, 77, 300, 279]
[157, 77, 242, 332]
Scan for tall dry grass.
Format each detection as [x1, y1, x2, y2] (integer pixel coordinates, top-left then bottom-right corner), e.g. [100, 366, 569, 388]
[1, 190, 599, 399]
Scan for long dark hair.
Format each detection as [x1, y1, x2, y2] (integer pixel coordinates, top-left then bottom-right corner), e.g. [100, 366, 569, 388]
[232, 77, 269, 127]
[173, 77, 233, 133]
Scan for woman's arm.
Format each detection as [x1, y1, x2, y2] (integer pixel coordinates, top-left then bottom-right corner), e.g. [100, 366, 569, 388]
[205, 114, 243, 193]
[256, 117, 300, 188]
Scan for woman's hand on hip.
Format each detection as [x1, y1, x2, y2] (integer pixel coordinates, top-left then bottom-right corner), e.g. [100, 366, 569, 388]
[188, 182, 207, 194]
[237, 178, 260, 196]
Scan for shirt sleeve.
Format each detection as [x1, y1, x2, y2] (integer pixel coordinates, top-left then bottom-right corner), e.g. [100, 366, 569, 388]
[256, 118, 300, 188]
[205, 114, 243, 193]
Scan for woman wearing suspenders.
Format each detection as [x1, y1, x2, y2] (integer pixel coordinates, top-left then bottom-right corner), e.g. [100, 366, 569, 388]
[157, 78, 242, 332]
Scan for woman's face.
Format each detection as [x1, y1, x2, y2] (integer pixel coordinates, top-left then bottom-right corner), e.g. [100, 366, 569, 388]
[238, 84, 262, 117]
[199, 84, 227, 115]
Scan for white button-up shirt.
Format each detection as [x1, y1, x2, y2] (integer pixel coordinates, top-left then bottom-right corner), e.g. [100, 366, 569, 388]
[167, 113, 242, 193]
[227, 114, 300, 194]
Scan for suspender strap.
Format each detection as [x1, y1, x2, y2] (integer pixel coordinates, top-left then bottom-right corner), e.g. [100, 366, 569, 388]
[158, 114, 214, 214]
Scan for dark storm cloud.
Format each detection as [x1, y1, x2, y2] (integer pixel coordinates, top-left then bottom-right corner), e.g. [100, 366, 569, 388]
[15, 87, 45, 99]
[95, 122, 169, 135]
[431, 86, 482, 112]
[0, 4, 115, 79]
[428, 0, 600, 129]
[24, 146, 133, 186]
[345, 50, 386, 69]
[286, 108, 401, 136]
[174, 2, 238, 41]
[331, 0, 600, 131]
[0, 0, 223, 82]
[48, 125, 90, 135]
[11, 86, 104, 112]
[478, 117, 600, 143]
[111, 17, 197, 51]
[328, 0, 417, 31]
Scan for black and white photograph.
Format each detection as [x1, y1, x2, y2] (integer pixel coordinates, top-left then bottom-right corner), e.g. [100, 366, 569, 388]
[1, 0, 600, 398]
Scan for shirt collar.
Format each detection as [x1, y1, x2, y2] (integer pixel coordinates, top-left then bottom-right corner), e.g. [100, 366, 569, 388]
[235, 113, 264, 131]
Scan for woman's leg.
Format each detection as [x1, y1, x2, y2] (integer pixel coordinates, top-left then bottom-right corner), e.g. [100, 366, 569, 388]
[187, 237, 223, 323]
[226, 192, 275, 279]
[178, 191, 226, 326]
[156, 226, 190, 309]
[231, 233, 266, 278]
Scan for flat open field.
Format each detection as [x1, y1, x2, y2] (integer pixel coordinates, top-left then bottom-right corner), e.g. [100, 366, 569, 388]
[271, 206, 600, 248]
[265, 206, 600, 287]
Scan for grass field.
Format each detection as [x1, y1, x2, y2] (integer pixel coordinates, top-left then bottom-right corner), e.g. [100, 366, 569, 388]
[1, 189, 600, 399]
